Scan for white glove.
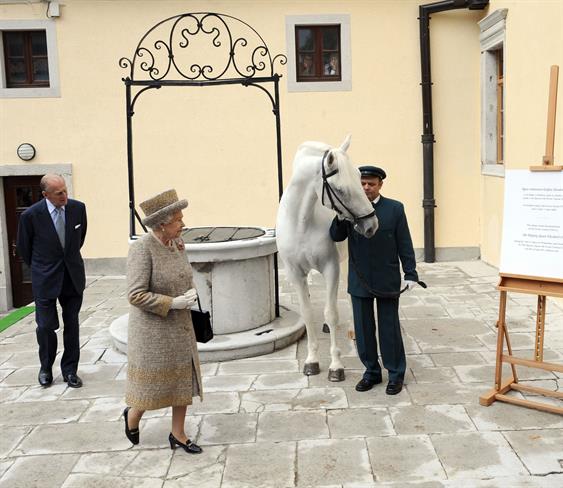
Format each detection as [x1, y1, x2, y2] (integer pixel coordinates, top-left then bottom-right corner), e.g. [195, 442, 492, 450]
[170, 295, 190, 309]
[183, 288, 198, 308]
[402, 280, 418, 291]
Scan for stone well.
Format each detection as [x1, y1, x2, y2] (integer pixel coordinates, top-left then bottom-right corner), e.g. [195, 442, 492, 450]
[109, 227, 303, 362]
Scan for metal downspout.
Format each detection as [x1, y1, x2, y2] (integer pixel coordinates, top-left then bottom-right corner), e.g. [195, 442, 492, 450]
[418, 0, 489, 262]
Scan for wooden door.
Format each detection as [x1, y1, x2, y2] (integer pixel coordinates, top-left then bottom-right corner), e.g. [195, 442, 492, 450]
[3, 175, 43, 307]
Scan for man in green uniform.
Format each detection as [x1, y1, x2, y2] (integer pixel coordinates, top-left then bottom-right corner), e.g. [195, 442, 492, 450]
[330, 166, 418, 395]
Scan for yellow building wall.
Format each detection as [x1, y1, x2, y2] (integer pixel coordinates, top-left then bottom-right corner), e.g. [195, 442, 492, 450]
[480, 1, 563, 266]
[1, 0, 487, 259]
[430, 9, 483, 252]
[480, 175, 505, 266]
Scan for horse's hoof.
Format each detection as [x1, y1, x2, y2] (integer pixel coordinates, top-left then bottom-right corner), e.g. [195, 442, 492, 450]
[322, 323, 330, 333]
[328, 368, 345, 382]
[303, 362, 320, 376]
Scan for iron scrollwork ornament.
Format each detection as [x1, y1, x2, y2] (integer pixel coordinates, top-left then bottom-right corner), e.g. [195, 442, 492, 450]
[119, 12, 287, 81]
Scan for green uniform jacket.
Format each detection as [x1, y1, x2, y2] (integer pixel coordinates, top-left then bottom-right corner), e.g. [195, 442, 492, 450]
[330, 195, 418, 297]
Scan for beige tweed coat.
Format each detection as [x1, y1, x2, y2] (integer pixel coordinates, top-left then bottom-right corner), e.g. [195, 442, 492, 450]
[125, 233, 202, 410]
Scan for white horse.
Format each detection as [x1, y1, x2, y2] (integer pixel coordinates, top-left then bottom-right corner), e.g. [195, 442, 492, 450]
[276, 136, 379, 381]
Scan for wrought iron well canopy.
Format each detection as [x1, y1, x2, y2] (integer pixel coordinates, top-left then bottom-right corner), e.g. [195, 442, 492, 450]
[119, 12, 287, 236]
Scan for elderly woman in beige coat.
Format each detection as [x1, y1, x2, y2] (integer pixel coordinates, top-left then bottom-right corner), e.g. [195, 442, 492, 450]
[123, 189, 203, 454]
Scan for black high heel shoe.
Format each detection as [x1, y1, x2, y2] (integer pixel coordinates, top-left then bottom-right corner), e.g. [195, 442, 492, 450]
[169, 432, 202, 454]
[123, 407, 139, 445]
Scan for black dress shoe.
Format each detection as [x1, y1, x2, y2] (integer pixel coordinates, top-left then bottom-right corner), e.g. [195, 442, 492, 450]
[169, 433, 203, 454]
[385, 381, 403, 395]
[63, 373, 83, 388]
[355, 377, 382, 392]
[38, 368, 53, 387]
[123, 407, 139, 445]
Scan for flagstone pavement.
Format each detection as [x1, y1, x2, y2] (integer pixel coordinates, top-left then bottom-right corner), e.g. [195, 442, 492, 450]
[1, 260, 563, 487]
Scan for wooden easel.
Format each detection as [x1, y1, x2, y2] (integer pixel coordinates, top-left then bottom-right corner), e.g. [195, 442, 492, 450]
[480, 65, 563, 415]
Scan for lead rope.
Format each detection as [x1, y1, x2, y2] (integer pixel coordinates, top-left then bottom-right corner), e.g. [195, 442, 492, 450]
[348, 243, 427, 299]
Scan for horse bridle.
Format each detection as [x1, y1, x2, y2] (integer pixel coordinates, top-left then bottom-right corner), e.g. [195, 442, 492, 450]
[320, 150, 376, 224]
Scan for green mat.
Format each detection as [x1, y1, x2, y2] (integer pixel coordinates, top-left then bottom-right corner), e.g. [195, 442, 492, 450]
[0, 306, 35, 333]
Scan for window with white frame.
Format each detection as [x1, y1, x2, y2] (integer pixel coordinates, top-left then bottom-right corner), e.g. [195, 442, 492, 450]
[286, 14, 351, 93]
[479, 9, 507, 177]
[0, 19, 60, 98]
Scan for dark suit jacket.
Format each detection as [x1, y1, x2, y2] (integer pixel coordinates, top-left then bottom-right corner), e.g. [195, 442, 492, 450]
[17, 198, 87, 299]
[330, 195, 418, 297]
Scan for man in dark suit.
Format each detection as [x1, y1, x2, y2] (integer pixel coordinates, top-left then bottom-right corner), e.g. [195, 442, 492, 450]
[17, 174, 87, 388]
[330, 165, 418, 395]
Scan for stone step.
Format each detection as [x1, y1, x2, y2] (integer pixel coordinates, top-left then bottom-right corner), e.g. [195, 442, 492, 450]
[109, 307, 304, 362]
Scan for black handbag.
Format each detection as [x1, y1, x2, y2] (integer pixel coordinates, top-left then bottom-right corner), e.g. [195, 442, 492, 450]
[191, 297, 213, 343]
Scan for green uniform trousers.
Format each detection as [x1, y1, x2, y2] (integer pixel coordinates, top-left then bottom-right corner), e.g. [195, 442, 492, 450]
[351, 295, 406, 383]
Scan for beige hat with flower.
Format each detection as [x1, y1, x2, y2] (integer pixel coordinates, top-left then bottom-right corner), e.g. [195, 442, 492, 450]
[139, 189, 188, 227]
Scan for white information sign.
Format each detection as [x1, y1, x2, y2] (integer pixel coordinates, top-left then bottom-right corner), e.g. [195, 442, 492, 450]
[500, 169, 563, 280]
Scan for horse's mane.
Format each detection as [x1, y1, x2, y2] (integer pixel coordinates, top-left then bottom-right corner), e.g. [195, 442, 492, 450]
[296, 141, 332, 158]
[288, 141, 334, 181]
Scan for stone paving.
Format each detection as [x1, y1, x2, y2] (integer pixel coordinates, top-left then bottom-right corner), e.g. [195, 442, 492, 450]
[1, 260, 563, 487]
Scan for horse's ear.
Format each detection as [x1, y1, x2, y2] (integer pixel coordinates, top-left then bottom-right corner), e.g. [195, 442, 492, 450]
[339, 134, 352, 153]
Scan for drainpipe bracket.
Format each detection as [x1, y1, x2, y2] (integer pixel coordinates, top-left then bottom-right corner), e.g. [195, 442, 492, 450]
[422, 199, 437, 208]
[421, 134, 436, 143]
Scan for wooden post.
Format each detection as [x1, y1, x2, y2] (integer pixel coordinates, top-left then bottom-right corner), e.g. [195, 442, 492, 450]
[494, 291, 507, 390]
[543, 65, 559, 165]
[534, 295, 546, 362]
[532, 65, 561, 171]
[503, 314, 519, 383]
